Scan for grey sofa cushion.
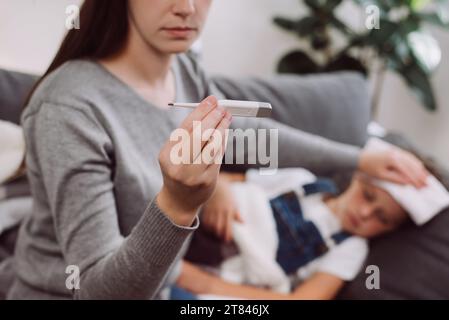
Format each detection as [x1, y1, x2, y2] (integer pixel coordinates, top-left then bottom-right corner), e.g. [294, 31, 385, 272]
[212, 71, 370, 147]
[0, 69, 38, 124]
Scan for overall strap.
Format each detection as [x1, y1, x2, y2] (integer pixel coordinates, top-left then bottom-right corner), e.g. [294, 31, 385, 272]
[303, 179, 351, 247]
[271, 178, 351, 274]
[330, 231, 352, 245]
[302, 178, 338, 197]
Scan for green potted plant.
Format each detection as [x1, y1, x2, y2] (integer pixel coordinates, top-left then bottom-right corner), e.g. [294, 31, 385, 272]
[274, 0, 449, 115]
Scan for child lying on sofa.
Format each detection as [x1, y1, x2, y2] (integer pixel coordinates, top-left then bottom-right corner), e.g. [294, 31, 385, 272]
[172, 139, 449, 300]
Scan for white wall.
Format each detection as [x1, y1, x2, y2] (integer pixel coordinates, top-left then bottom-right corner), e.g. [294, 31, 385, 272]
[1, 0, 448, 163]
[0, 0, 82, 74]
[376, 26, 449, 165]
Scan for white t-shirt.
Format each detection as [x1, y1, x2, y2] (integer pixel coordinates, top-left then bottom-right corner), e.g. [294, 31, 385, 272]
[244, 168, 368, 282]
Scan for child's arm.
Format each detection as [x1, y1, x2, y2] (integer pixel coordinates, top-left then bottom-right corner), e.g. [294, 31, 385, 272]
[200, 172, 246, 242]
[290, 272, 345, 300]
[177, 260, 289, 299]
[178, 261, 344, 300]
[206, 272, 344, 300]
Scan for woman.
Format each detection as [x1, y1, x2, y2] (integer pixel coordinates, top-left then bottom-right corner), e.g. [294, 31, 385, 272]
[8, 0, 427, 299]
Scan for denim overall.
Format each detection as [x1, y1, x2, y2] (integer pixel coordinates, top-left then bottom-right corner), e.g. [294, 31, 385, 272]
[270, 179, 351, 275]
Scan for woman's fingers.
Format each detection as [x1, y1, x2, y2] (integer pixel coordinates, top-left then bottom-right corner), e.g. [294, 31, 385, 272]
[205, 112, 232, 168]
[390, 150, 428, 188]
[360, 145, 429, 189]
[177, 95, 230, 165]
[382, 167, 411, 185]
[179, 96, 218, 132]
[234, 210, 244, 224]
[403, 152, 428, 187]
[157, 96, 231, 224]
[192, 107, 228, 163]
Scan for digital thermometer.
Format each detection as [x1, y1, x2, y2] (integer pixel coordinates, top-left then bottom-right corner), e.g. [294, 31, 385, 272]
[169, 100, 272, 118]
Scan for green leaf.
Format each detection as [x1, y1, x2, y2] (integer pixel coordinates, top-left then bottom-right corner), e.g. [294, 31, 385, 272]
[391, 35, 413, 65]
[407, 31, 441, 73]
[273, 16, 322, 38]
[351, 0, 390, 12]
[304, 0, 324, 11]
[408, 0, 431, 11]
[398, 14, 421, 34]
[347, 34, 369, 48]
[392, 59, 437, 111]
[273, 17, 297, 32]
[328, 14, 353, 34]
[363, 19, 400, 50]
[324, 53, 368, 75]
[296, 16, 322, 36]
[416, 12, 449, 29]
[324, 0, 343, 10]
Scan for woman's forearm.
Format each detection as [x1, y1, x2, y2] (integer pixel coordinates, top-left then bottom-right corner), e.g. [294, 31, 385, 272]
[75, 199, 198, 299]
[229, 117, 361, 175]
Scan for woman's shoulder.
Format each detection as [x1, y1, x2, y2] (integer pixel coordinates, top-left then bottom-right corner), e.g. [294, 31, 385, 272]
[22, 60, 109, 122]
[33, 59, 103, 96]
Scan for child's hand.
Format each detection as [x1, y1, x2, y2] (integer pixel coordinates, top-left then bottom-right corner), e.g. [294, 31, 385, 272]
[201, 177, 243, 242]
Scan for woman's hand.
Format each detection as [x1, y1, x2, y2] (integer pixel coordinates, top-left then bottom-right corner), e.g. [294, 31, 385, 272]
[201, 177, 243, 242]
[359, 144, 429, 188]
[156, 96, 232, 226]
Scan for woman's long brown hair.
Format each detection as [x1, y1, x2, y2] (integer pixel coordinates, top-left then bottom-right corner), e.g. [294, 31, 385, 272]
[24, 0, 129, 106]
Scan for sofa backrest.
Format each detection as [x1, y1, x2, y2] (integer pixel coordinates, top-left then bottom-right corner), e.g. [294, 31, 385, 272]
[212, 72, 371, 147]
[0, 69, 38, 124]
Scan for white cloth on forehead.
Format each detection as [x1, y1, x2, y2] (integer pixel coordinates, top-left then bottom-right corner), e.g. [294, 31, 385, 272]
[366, 138, 449, 226]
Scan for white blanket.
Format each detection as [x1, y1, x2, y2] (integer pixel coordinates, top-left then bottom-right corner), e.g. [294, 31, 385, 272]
[216, 168, 368, 294]
[219, 182, 290, 293]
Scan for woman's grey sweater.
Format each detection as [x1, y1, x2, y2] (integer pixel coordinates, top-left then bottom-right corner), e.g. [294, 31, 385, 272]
[8, 53, 359, 299]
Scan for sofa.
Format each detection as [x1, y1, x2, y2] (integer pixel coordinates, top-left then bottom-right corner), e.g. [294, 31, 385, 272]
[1, 67, 449, 299]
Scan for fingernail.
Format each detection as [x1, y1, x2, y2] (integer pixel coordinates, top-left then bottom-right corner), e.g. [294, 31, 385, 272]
[206, 96, 217, 107]
[218, 107, 226, 115]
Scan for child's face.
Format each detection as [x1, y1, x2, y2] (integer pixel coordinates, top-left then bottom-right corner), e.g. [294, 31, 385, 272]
[332, 175, 408, 238]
